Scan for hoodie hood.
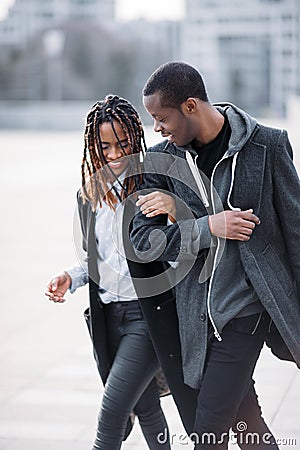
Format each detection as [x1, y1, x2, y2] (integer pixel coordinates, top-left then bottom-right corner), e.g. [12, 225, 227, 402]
[214, 102, 257, 157]
[165, 102, 257, 158]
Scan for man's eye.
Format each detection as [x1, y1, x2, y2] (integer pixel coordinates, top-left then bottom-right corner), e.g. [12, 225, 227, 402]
[160, 118, 166, 123]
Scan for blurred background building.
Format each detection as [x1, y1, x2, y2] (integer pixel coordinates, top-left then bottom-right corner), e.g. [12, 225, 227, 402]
[0, 0, 299, 128]
[182, 0, 300, 118]
[0, 0, 115, 46]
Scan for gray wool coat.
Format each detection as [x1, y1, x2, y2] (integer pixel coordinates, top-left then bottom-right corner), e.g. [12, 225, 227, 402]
[130, 103, 300, 389]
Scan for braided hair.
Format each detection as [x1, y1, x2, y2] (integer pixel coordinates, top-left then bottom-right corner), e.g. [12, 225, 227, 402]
[81, 94, 146, 211]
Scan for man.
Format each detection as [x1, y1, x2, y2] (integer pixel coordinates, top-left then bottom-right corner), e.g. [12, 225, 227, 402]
[129, 62, 300, 448]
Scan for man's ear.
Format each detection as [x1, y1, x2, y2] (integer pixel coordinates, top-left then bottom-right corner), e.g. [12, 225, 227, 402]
[182, 98, 197, 115]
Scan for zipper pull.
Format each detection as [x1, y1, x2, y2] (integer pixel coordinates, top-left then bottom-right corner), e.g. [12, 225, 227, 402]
[214, 330, 222, 341]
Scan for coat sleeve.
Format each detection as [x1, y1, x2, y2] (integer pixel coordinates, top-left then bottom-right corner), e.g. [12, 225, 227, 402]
[64, 190, 90, 292]
[130, 150, 213, 263]
[77, 190, 88, 252]
[272, 130, 300, 295]
[65, 262, 89, 293]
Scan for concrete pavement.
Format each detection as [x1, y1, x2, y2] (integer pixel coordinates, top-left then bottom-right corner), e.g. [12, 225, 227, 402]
[0, 125, 299, 449]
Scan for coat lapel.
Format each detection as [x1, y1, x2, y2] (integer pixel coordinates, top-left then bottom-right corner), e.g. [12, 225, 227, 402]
[231, 142, 266, 214]
[164, 139, 266, 216]
[166, 154, 210, 216]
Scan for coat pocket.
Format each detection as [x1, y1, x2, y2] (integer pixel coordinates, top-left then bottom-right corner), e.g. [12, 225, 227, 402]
[262, 244, 294, 296]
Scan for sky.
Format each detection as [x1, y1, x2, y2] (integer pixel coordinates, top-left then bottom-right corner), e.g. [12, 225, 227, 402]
[0, 0, 185, 21]
[116, 0, 184, 21]
[0, 0, 14, 20]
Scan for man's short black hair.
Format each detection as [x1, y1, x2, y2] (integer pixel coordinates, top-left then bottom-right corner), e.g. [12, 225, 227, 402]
[143, 61, 209, 109]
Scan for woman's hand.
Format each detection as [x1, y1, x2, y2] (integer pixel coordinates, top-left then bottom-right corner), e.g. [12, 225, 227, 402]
[45, 271, 72, 303]
[136, 191, 176, 222]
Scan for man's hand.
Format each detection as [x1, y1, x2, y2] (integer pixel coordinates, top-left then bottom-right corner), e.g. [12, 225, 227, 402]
[136, 191, 176, 222]
[208, 209, 260, 241]
[45, 271, 72, 303]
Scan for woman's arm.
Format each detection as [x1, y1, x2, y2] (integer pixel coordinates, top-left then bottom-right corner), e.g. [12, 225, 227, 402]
[45, 261, 89, 303]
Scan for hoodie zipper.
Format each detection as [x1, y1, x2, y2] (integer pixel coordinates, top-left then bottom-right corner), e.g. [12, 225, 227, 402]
[185, 150, 224, 341]
[206, 157, 225, 341]
[204, 125, 257, 340]
[206, 151, 241, 341]
[185, 150, 239, 342]
[176, 143, 241, 341]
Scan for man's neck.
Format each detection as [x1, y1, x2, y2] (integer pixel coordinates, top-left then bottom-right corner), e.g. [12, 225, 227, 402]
[194, 107, 224, 147]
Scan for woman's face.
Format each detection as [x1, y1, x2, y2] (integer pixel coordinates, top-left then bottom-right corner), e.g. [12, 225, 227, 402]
[99, 120, 132, 177]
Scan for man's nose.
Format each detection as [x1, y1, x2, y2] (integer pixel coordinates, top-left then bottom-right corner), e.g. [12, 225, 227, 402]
[153, 119, 163, 133]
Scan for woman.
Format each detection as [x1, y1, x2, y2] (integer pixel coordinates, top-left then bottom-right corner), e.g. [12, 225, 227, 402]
[45, 95, 174, 450]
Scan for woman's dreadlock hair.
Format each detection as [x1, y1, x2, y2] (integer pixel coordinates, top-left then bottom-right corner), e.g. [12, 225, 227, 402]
[81, 94, 147, 211]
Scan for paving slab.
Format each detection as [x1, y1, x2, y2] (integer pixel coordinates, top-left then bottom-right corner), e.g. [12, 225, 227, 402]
[0, 128, 299, 450]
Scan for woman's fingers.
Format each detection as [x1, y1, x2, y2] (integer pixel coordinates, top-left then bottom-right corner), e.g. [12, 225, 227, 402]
[45, 273, 69, 303]
[136, 192, 176, 218]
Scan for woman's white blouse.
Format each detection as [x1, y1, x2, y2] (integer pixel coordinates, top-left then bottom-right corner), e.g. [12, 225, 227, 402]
[66, 189, 137, 303]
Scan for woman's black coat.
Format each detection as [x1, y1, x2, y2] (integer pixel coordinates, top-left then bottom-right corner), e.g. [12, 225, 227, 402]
[77, 192, 198, 439]
[76, 192, 134, 438]
[77, 191, 198, 435]
[122, 197, 198, 434]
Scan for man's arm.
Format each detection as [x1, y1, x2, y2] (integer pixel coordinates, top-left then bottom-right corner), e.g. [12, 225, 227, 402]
[130, 150, 213, 263]
[131, 148, 261, 263]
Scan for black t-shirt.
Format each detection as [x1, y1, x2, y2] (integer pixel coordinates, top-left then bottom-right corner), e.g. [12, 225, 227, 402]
[191, 114, 231, 180]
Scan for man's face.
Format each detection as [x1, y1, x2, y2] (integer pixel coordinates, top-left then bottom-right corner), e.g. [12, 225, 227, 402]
[143, 92, 196, 147]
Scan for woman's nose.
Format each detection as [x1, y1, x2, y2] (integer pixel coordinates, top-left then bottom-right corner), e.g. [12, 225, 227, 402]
[107, 146, 123, 159]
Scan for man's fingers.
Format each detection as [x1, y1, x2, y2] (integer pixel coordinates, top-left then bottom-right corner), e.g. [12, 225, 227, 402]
[240, 219, 256, 230]
[227, 232, 251, 241]
[240, 210, 260, 225]
[247, 213, 260, 225]
[237, 233, 251, 241]
[252, 214, 261, 225]
[241, 227, 253, 236]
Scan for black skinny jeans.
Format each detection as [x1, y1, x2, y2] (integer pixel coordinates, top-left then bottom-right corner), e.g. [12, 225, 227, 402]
[193, 312, 279, 449]
[92, 300, 170, 450]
